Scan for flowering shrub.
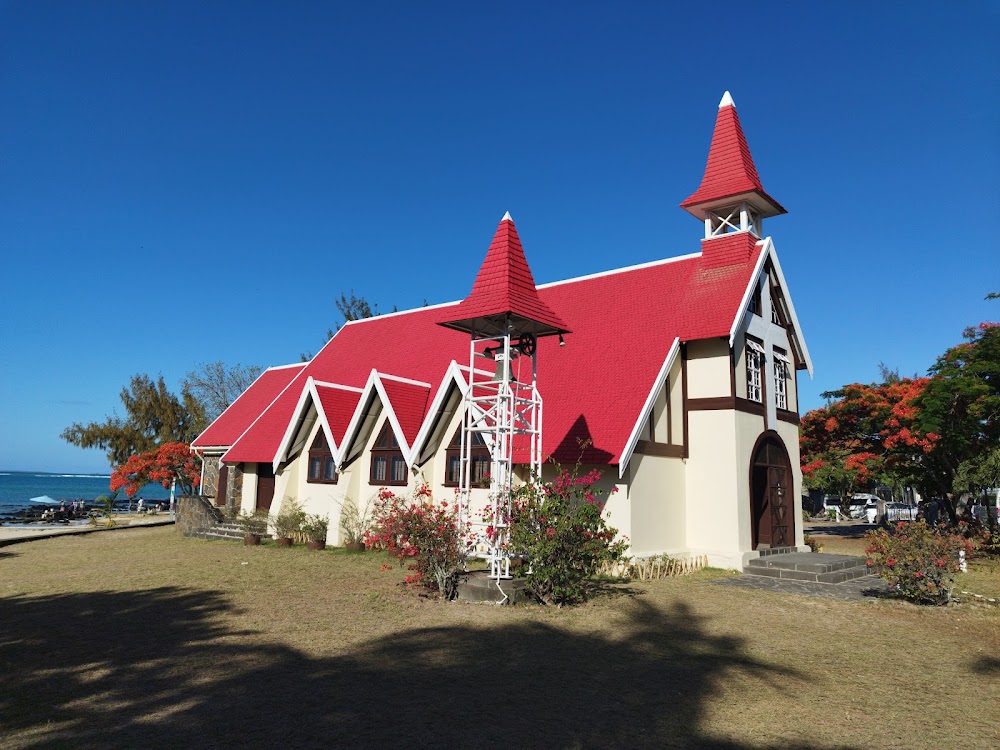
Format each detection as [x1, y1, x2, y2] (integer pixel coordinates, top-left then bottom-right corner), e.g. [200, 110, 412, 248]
[803, 534, 823, 553]
[865, 520, 975, 604]
[505, 468, 628, 605]
[110, 442, 201, 498]
[364, 485, 466, 599]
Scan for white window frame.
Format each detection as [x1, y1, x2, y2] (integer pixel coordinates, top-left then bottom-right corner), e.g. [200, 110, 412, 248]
[773, 351, 790, 410]
[746, 340, 764, 403]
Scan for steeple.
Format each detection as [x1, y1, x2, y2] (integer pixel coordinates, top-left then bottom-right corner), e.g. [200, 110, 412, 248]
[680, 91, 785, 239]
[438, 212, 569, 338]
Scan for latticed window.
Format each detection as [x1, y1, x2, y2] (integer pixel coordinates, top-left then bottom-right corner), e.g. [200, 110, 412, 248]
[773, 352, 790, 410]
[370, 421, 407, 485]
[444, 426, 490, 486]
[307, 431, 337, 484]
[746, 341, 763, 403]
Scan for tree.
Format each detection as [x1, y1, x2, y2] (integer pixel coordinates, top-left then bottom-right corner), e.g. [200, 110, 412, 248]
[915, 322, 1000, 511]
[110, 442, 201, 498]
[182, 361, 262, 423]
[800, 378, 936, 508]
[61, 374, 206, 467]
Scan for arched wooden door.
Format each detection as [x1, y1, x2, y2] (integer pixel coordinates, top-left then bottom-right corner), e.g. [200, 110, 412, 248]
[750, 434, 793, 549]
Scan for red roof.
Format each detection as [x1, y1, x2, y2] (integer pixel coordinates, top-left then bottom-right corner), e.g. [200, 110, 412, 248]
[192, 364, 305, 449]
[215, 240, 765, 467]
[315, 384, 362, 448]
[680, 93, 785, 219]
[439, 214, 569, 338]
[378, 376, 431, 448]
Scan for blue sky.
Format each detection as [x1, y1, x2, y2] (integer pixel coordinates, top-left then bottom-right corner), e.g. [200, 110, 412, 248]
[1, 2, 997, 474]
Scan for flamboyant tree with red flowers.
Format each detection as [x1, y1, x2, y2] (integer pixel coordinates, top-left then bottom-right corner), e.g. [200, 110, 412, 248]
[110, 442, 201, 498]
[802, 312, 999, 523]
[800, 378, 937, 509]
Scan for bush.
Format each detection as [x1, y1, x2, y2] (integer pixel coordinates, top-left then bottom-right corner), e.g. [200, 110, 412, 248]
[505, 467, 628, 605]
[364, 485, 465, 599]
[337, 495, 375, 545]
[865, 520, 975, 604]
[803, 534, 822, 552]
[273, 499, 306, 539]
[301, 513, 329, 543]
[237, 510, 268, 536]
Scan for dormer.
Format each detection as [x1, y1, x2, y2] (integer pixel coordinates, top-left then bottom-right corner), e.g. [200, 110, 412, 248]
[680, 91, 785, 241]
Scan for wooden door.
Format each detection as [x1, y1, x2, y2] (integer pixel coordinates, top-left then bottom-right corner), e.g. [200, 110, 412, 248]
[255, 464, 275, 511]
[216, 465, 229, 507]
[750, 435, 793, 550]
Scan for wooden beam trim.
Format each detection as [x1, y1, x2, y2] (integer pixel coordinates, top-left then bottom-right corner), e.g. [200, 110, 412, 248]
[776, 408, 800, 425]
[635, 440, 685, 458]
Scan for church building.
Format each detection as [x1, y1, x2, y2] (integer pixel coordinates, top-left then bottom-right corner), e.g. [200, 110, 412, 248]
[192, 92, 813, 570]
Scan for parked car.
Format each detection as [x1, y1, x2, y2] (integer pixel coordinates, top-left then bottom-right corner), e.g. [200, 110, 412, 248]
[882, 502, 918, 523]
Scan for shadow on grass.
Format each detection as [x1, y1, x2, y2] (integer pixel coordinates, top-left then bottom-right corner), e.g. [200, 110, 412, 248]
[0, 587, 855, 750]
[970, 655, 1000, 674]
[803, 523, 874, 539]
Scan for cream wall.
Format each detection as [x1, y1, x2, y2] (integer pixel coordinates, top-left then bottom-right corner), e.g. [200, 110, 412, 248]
[625, 453, 687, 557]
[239, 465, 259, 515]
[685, 339, 731, 398]
[684, 410, 743, 569]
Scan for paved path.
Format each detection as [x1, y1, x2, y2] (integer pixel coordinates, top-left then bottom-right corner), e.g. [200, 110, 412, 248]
[0, 517, 174, 547]
[712, 573, 889, 601]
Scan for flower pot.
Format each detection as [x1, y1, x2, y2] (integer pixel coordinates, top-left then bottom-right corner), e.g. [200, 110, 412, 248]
[345, 541, 366, 552]
[276, 537, 294, 547]
[306, 540, 326, 551]
[243, 534, 261, 546]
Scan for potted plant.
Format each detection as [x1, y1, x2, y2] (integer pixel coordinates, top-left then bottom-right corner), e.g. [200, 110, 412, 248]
[302, 514, 329, 550]
[339, 495, 373, 551]
[238, 510, 268, 545]
[273, 499, 306, 546]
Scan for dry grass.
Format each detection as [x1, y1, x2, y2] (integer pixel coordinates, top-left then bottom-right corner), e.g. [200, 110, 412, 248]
[1, 527, 998, 750]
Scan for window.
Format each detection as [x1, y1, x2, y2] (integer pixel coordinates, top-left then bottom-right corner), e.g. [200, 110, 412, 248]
[307, 431, 337, 484]
[773, 350, 790, 410]
[746, 340, 764, 403]
[370, 421, 407, 485]
[748, 284, 763, 317]
[444, 426, 490, 486]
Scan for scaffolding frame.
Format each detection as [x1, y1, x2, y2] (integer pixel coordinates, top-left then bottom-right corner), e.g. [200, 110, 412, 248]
[457, 321, 542, 580]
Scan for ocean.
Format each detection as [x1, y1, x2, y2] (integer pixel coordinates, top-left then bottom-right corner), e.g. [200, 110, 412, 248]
[0, 470, 171, 517]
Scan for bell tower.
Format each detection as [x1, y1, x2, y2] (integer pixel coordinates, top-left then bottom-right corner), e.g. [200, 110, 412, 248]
[439, 212, 569, 580]
[680, 91, 785, 240]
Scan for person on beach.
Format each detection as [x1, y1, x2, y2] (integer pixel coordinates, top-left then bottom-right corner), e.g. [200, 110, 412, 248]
[136, 498, 144, 514]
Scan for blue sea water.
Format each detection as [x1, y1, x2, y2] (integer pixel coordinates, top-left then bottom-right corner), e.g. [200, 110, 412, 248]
[0, 471, 171, 516]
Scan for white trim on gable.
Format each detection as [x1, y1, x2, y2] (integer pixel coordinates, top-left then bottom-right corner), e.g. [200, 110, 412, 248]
[618, 337, 681, 479]
[536, 252, 702, 290]
[728, 237, 814, 377]
[271, 378, 366, 473]
[220, 367, 309, 464]
[407, 361, 469, 466]
[338, 370, 428, 470]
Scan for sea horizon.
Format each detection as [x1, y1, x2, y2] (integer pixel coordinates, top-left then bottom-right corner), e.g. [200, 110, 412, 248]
[0, 469, 171, 517]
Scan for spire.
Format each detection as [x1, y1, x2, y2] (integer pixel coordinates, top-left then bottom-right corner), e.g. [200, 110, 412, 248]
[439, 213, 569, 338]
[680, 91, 785, 223]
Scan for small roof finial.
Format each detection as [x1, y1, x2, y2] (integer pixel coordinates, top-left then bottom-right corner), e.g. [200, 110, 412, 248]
[501, 210, 513, 222]
[719, 90, 734, 109]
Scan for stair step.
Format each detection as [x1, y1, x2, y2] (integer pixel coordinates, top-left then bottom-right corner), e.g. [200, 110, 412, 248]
[743, 552, 874, 584]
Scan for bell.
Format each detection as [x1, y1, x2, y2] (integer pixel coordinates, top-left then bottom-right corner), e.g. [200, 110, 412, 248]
[491, 352, 510, 382]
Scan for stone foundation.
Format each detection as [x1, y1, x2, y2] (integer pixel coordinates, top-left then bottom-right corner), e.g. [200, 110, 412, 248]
[176, 495, 225, 538]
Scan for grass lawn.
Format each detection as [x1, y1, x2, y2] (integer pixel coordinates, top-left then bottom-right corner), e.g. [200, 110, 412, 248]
[1, 527, 998, 750]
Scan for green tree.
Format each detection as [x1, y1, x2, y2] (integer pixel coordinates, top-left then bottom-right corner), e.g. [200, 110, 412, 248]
[916, 321, 1000, 506]
[182, 361, 262, 423]
[61, 374, 206, 467]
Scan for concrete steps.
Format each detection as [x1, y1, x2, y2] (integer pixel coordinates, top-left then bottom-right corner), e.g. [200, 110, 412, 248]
[199, 522, 262, 542]
[744, 552, 873, 584]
